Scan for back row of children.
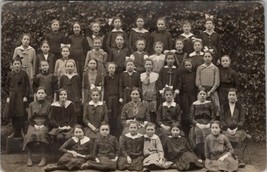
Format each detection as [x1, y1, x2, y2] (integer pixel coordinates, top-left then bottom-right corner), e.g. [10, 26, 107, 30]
[6, 14, 246, 171]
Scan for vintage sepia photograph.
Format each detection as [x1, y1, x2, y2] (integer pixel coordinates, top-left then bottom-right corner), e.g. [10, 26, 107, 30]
[0, 1, 265, 172]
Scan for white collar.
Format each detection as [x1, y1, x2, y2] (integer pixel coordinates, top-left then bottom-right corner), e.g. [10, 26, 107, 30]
[151, 54, 165, 61]
[193, 100, 211, 105]
[72, 136, 90, 145]
[189, 51, 204, 57]
[164, 65, 176, 69]
[88, 100, 103, 106]
[17, 45, 33, 51]
[163, 101, 176, 107]
[64, 73, 78, 79]
[51, 100, 72, 108]
[204, 30, 215, 35]
[200, 63, 215, 68]
[123, 70, 137, 74]
[144, 134, 158, 139]
[125, 133, 143, 139]
[112, 28, 124, 32]
[181, 33, 194, 38]
[140, 72, 159, 83]
[132, 28, 149, 33]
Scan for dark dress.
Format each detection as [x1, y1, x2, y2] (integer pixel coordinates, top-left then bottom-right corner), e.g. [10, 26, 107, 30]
[148, 30, 172, 54]
[35, 53, 56, 74]
[105, 29, 128, 52]
[108, 46, 130, 74]
[174, 51, 188, 69]
[49, 101, 76, 142]
[83, 101, 108, 139]
[128, 28, 150, 53]
[188, 51, 204, 71]
[23, 99, 51, 150]
[163, 136, 203, 171]
[44, 31, 65, 59]
[119, 71, 142, 104]
[85, 135, 120, 171]
[57, 136, 93, 170]
[178, 33, 195, 54]
[118, 133, 144, 171]
[131, 51, 148, 74]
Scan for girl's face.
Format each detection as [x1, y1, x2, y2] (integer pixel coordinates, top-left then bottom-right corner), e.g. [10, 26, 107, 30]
[21, 35, 30, 47]
[41, 43, 50, 54]
[136, 40, 145, 51]
[221, 56, 231, 68]
[59, 90, 68, 102]
[146, 125, 155, 137]
[157, 20, 166, 31]
[113, 19, 122, 29]
[91, 90, 100, 102]
[92, 23, 100, 33]
[211, 123, 221, 136]
[93, 39, 102, 50]
[154, 44, 163, 54]
[74, 128, 84, 140]
[40, 61, 49, 73]
[130, 90, 140, 102]
[51, 21, 60, 32]
[145, 60, 153, 71]
[115, 36, 124, 47]
[126, 61, 134, 72]
[12, 61, 22, 71]
[183, 24, 191, 34]
[136, 18, 144, 29]
[107, 63, 116, 75]
[61, 47, 70, 58]
[164, 90, 174, 102]
[36, 89, 47, 101]
[65, 61, 75, 73]
[171, 127, 181, 137]
[73, 23, 81, 35]
[205, 21, 214, 30]
[100, 125, 110, 137]
[184, 61, 192, 71]
[197, 91, 207, 102]
[129, 123, 138, 135]
[193, 42, 202, 52]
[228, 91, 237, 103]
[203, 53, 213, 64]
[175, 40, 184, 51]
[88, 60, 97, 70]
[166, 55, 175, 66]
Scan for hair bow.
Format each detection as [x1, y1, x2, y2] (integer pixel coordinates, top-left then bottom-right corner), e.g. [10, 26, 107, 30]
[60, 43, 71, 48]
[144, 55, 153, 60]
[125, 55, 135, 61]
[163, 50, 176, 55]
[203, 46, 214, 53]
[108, 18, 113, 26]
[205, 14, 214, 20]
[192, 37, 202, 43]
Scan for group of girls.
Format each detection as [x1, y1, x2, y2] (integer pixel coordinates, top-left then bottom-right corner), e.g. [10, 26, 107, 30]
[4, 14, 247, 172]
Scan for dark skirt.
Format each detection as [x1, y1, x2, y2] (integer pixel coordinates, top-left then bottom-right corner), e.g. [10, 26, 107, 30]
[7, 92, 27, 117]
[23, 125, 50, 150]
[57, 152, 86, 170]
[85, 156, 117, 171]
[49, 128, 73, 139]
[118, 156, 144, 171]
[173, 151, 203, 170]
[84, 127, 100, 139]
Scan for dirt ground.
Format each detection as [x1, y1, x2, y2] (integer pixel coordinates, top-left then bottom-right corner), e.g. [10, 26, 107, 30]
[0, 141, 266, 172]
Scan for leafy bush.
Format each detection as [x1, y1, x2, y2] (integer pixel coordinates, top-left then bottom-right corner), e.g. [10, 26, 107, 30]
[1, 1, 265, 141]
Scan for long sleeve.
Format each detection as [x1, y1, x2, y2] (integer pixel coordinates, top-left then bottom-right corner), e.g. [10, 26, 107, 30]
[120, 136, 128, 157]
[167, 32, 172, 50]
[24, 71, 31, 97]
[119, 74, 123, 99]
[32, 75, 40, 94]
[189, 104, 197, 125]
[84, 51, 90, 71]
[156, 137, 164, 158]
[195, 66, 201, 89]
[12, 48, 18, 59]
[128, 30, 134, 53]
[103, 103, 109, 123]
[210, 66, 220, 93]
[120, 104, 128, 127]
[83, 104, 90, 126]
[144, 105, 151, 122]
[114, 137, 120, 157]
[54, 60, 60, 78]
[238, 104, 245, 129]
[59, 138, 74, 153]
[92, 140, 99, 158]
[205, 136, 210, 159]
[28, 103, 34, 126]
[106, 32, 112, 52]
[176, 104, 182, 124]
[224, 135, 234, 154]
[83, 37, 90, 56]
[52, 75, 58, 93]
[156, 105, 163, 126]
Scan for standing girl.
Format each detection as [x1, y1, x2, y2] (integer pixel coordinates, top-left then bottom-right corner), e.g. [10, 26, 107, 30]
[13, 33, 36, 95]
[6, 57, 30, 138]
[128, 16, 150, 53]
[44, 19, 65, 59]
[83, 88, 108, 140]
[108, 34, 130, 74]
[69, 22, 89, 77]
[174, 39, 188, 69]
[189, 89, 215, 160]
[44, 125, 93, 171]
[86, 21, 105, 49]
[23, 87, 51, 167]
[188, 38, 204, 71]
[82, 59, 104, 105]
[49, 89, 76, 146]
[105, 17, 128, 52]
[178, 21, 195, 54]
[118, 121, 144, 171]
[163, 122, 203, 171]
[54, 45, 73, 79]
[84, 38, 107, 75]
[205, 120, 238, 172]
[59, 59, 82, 124]
[148, 17, 172, 54]
[36, 40, 56, 75]
[149, 41, 165, 73]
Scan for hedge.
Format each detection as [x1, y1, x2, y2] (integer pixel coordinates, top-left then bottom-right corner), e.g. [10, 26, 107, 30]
[1, 1, 265, 142]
